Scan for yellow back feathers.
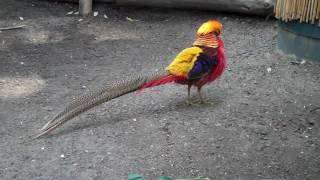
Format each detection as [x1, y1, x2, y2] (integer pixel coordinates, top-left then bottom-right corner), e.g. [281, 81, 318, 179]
[166, 47, 203, 76]
[197, 20, 223, 36]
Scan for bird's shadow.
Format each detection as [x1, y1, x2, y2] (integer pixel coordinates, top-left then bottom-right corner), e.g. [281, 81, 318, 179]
[40, 95, 223, 139]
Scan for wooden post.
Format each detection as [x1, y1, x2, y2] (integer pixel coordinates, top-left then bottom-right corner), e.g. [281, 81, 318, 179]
[79, 0, 92, 16]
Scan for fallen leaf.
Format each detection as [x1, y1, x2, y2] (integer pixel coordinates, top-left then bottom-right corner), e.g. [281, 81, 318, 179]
[19, 17, 24, 21]
[126, 17, 139, 21]
[94, 11, 98, 17]
[66, 11, 74, 15]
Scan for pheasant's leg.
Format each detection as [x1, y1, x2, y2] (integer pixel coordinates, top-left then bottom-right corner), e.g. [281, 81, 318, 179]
[197, 86, 205, 104]
[197, 86, 213, 104]
[186, 83, 192, 106]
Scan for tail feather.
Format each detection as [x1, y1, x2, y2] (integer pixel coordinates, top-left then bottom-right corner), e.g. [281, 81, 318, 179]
[34, 71, 173, 139]
[40, 78, 139, 132]
[35, 88, 132, 139]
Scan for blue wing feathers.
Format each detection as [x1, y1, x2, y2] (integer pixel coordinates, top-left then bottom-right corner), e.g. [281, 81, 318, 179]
[188, 52, 217, 79]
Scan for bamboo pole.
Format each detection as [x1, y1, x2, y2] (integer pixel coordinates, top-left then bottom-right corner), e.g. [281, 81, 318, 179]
[291, 0, 298, 19]
[283, 0, 287, 21]
[306, 0, 311, 23]
[275, 0, 280, 19]
[311, 0, 317, 23]
[317, 0, 320, 19]
[79, 0, 92, 16]
[0, 25, 26, 30]
[297, 0, 303, 20]
[301, 0, 307, 22]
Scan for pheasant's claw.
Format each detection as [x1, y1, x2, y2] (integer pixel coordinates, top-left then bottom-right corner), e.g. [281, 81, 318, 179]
[186, 99, 206, 106]
[186, 99, 198, 106]
[185, 99, 192, 106]
[199, 98, 214, 105]
[186, 98, 213, 105]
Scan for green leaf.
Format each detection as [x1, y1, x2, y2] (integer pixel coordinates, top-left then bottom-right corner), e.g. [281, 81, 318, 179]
[176, 178, 210, 180]
[157, 176, 173, 180]
[127, 173, 147, 180]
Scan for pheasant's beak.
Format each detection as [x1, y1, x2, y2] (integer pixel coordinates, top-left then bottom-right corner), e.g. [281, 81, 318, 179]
[215, 30, 222, 36]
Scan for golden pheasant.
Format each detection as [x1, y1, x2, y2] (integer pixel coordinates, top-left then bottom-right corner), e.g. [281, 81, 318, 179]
[35, 20, 226, 138]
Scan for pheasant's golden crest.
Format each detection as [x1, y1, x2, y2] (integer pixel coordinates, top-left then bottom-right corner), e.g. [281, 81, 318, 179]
[196, 20, 223, 36]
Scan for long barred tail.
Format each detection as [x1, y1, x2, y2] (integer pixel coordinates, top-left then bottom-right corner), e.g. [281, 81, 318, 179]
[34, 70, 177, 139]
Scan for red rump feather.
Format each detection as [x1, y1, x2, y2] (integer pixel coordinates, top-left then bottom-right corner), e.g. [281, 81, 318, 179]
[139, 75, 186, 92]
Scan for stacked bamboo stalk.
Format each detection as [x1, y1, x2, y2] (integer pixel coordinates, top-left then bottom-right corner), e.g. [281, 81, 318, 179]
[275, 0, 320, 25]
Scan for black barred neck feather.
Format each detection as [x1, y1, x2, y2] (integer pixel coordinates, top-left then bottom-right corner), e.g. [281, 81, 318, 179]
[193, 32, 218, 48]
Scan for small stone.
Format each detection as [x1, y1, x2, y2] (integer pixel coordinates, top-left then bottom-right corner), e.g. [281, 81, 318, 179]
[300, 59, 306, 64]
[41, 147, 45, 150]
[20, 62, 24, 65]
[103, 14, 108, 19]
[19, 17, 24, 21]
[78, 19, 83, 22]
[267, 67, 272, 73]
[253, 125, 270, 135]
[60, 154, 65, 158]
[218, 137, 224, 141]
[215, 123, 221, 127]
[93, 11, 98, 17]
[132, 118, 137, 121]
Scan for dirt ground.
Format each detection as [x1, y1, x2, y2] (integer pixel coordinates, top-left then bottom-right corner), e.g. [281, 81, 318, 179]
[0, 0, 319, 179]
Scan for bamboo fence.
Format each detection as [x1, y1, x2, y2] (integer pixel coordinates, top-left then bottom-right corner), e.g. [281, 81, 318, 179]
[275, 0, 320, 25]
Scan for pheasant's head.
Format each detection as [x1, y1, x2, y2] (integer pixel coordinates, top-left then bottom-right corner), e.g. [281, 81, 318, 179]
[193, 20, 223, 48]
[197, 20, 223, 36]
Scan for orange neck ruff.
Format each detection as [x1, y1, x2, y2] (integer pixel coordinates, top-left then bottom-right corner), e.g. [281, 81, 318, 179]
[193, 33, 218, 48]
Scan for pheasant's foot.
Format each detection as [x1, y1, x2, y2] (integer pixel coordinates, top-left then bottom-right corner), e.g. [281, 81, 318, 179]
[194, 98, 214, 105]
[185, 99, 199, 106]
